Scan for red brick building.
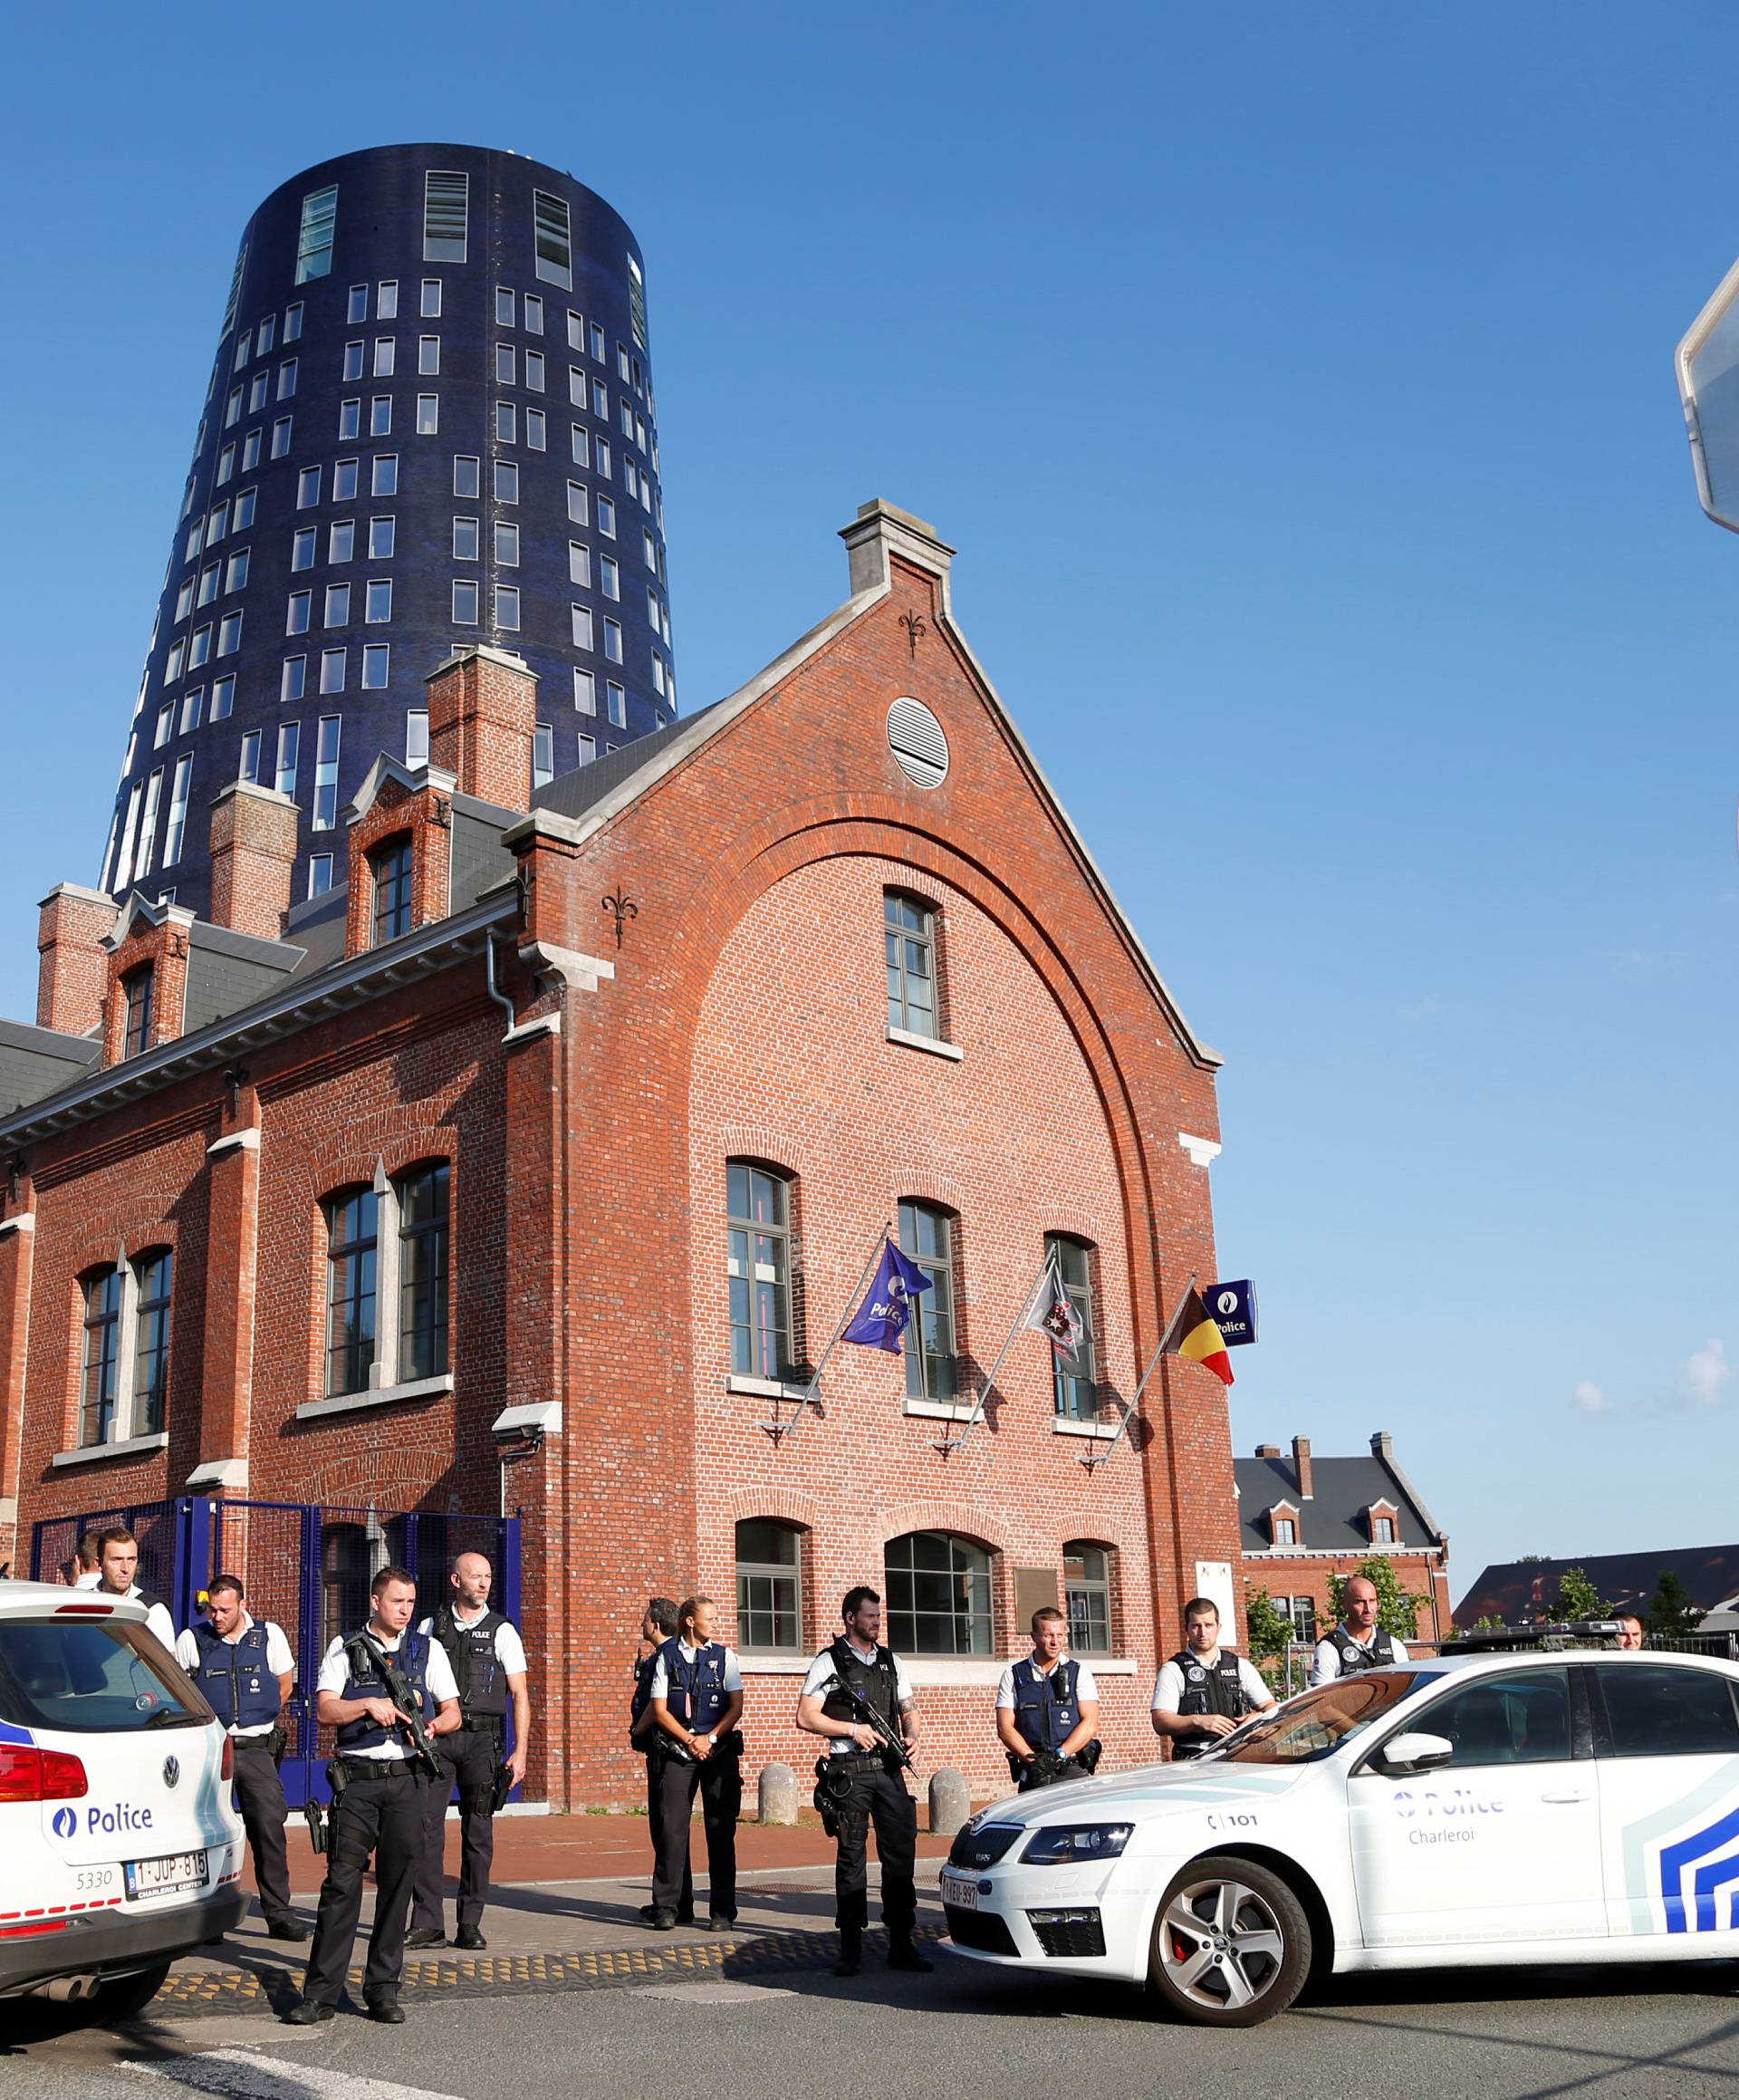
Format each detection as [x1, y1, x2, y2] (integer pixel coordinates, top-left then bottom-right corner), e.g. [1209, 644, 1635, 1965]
[1237, 1432, 1452, 1652]
[0, 502, 1244, 1801]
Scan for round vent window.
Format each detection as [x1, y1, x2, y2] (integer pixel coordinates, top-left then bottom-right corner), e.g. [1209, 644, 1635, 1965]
[887, 697, 949, 789]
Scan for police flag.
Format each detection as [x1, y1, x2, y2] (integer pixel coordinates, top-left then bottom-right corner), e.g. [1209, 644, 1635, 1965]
[841, 1238, 932, 1353]
[1023, 1254, 1088, 1373]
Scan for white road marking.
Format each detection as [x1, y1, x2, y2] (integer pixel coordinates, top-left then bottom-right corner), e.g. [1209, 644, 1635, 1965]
[125, 2047, 461, 2100]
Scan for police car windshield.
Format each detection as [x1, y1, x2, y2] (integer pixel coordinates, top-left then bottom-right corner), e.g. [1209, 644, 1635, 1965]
[1213, 1671, 1421, 1765]
[0, 1618, 207, 1734]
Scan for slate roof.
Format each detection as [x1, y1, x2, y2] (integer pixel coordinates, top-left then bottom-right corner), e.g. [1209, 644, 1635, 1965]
[1236, 1441, 1446, 1556]
[0, 1016, 101, 1118]
[1455, 1544, 1739, 1626]
[530, 704, 722, 826]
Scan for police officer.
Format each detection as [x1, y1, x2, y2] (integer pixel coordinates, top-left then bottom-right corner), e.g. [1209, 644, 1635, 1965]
[1152, 1597, 1275, 1758]
[176, 1575, 305, 1941]
[631, 1597, 694, 1927]
[1616, 1614, 1645, 1651]
[93, 1525, 175, 1648]
[1309, 1575, 1410, 1684]
[646, 1594, 743, 1931]
[286, 1565, 460, 2026]
[996, 1606, 1101, 1787]
[70, 1530, 103, 1589]
[796, 1585, 932, 1980]
[407, 1551, 529, 1951]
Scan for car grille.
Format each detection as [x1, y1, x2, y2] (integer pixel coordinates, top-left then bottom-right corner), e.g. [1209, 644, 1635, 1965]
[944, 1904, 1020, 1955]
[1026, 1908, 1106, 1959]
[948, 1823, 1022, 1870]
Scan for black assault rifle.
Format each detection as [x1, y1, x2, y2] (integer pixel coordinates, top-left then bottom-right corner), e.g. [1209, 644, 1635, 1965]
[820, 1673, 918, 1776]
[352, 1632, 443, 1781]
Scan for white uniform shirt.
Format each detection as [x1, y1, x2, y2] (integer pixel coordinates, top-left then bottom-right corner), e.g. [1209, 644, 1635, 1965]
[73, 1569, 101, 1590]
[648, 1638, 744, 1711]
[417, 1607, 530, 1681]
[316, 1630, 459, 1760]
[106, 1585, 175, 1652]
[995, 1656, 1100, 1710]
[802, 1640, 914, 1758]
[175, 1614, 295, 1737]
[1152, 1650, 1273, 1717]
[1310, 1625, 1410, 1686]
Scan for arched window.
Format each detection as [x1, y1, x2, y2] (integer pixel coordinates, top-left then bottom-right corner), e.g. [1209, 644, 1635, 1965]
[81, 1268, 122, 1448]
[326, 1186, 379, 1395]
[886, 1531, 992, 1655]
[1063, 1541, 1113, 1656]
[735, 1519, 803, 1652]
[397, 1161, 449, 1381]
[885, 891, 939, 1039]
[370, 833, 413, 945]
[1045, 1235, 1098, 1420]
[726, 1161, 793, 1380]
[898, 1200, 956, 1402]
[131, 1249, 173, 1437]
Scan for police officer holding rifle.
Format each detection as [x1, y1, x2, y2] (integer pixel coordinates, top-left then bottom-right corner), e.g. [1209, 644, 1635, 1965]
[287, 1565, 461, 2026]
[796, 1585, 933, 1980]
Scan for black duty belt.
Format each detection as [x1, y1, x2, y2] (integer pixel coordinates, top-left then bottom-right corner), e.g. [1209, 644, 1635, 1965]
[336, 1756, 425, 1781]
[458, 1715, 504, 1734]
[832, 1749, 891, 1769]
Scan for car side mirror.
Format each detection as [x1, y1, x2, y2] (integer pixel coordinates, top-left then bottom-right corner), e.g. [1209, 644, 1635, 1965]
[1375, 1731, 1455, 1775]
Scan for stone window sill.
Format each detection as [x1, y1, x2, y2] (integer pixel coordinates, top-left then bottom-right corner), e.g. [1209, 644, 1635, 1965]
[903, 1396, 977, 1422]
[725, 1373, 812, 1402]
[296, 1372, 454, 1422]
[1052, 1415, 1120, 1440]
[52, 1431, 169, 1470]
[887, 1027, 963, 1062]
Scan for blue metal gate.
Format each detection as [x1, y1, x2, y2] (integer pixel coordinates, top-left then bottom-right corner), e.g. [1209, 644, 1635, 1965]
[32, 1496, 521, 1807]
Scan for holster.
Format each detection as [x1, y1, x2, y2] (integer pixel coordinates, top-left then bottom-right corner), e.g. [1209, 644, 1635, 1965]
[812, 1756, 862, 1839]
[489, 1760, 514, 1814]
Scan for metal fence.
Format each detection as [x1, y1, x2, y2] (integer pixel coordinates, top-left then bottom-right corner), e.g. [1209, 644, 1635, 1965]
[31, 1495, 520, 1806]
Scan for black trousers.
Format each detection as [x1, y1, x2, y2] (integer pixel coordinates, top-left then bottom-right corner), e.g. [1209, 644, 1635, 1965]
[649, 1748, 740, 1921]
[411, 1729, 499, 1931]
[645, 1752, 694, 1918]
[832, 1761, 917, 1938]
[230, 1736, 294, 1924]
[303, 1768, 427, 2006]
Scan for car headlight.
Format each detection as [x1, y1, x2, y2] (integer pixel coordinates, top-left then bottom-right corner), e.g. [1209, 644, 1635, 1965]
[1020, 1822, 1134, 1864]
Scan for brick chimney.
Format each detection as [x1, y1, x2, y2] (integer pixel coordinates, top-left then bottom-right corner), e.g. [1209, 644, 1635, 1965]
[36, 883, 118, 1036]
[1254, 1443, 1281, 1459]
[1292, 1435, 1314, 1499]
[427, 645, 537, 809]
[1370, 1431, 1394, 1461]
[209, 782, 299, 940]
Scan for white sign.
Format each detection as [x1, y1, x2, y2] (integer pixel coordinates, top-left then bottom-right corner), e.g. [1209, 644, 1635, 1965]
[1195, 1560, 1235, 1633]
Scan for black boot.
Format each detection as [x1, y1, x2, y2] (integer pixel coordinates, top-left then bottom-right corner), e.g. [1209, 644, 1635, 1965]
[888, 1938, 934, 1973]
[832, 1927, 862, 1978]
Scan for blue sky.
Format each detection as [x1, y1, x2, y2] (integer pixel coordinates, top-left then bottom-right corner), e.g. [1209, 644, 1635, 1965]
[6, 5, 1737, 1605]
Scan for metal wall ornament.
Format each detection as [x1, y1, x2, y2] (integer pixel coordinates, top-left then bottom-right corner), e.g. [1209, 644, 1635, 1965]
[601, 889, 639, 948]
[898, 610, 927, 658]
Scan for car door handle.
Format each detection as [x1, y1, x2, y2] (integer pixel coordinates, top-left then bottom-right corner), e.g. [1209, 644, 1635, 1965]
[1540, 1789, 1592, 1804]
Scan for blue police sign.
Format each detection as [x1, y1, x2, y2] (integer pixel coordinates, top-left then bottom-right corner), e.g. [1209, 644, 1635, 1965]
[1206, 1279, 1257, 1348]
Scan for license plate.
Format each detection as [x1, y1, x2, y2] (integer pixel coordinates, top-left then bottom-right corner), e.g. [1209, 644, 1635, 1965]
[124, 1851, 206, 1901]
[940, 1871, 980, 1911]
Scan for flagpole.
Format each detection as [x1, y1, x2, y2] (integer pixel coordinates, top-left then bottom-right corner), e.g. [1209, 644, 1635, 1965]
[760, 1219, 892, 1445]
[935, 1249, 1059, 1458]
[1081, 1270, 1198, 1471]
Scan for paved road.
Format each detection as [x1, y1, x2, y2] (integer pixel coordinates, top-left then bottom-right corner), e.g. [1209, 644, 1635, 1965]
[5, 1943, 1738, 2100]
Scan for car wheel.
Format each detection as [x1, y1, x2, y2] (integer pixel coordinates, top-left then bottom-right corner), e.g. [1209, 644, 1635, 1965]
[89, 1960, 172, 2023]
[1148, 1854, 1311, 2028]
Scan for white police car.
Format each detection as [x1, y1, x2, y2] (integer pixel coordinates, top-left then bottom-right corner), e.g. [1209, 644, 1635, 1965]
[0, 1579, 245, 2016]
[941, 1644, 1739, 2025]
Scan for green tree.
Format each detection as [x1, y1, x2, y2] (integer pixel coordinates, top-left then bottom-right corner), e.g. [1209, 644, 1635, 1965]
[1552, 1566, 1607, 1620]
[1328, 1558, 1432, 1640]
[1243, 1588, 1297, 1666]
[1647, 1571, 1705, 1640]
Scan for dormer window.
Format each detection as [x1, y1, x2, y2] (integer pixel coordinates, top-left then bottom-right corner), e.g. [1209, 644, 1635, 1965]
[121, 965, 156, 1058]
[1369, 1505, 1398, 1545]
[370, 835, 413, 945]
[1265, 1501, 1299, 1546]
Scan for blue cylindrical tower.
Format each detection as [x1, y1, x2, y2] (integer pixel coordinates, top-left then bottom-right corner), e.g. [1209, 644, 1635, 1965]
[102, 144, 674, 916]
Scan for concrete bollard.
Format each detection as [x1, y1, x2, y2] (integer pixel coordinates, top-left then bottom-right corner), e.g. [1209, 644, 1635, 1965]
[927, 1768, 970, 1837]
[758, 1761, 799, 1826]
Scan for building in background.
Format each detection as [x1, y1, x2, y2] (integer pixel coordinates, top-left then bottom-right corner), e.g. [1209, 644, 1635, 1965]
[1238, 1432, 1451, 1649]
[103, 144, 673, 921]
[1456, 1544, 1739, 1630]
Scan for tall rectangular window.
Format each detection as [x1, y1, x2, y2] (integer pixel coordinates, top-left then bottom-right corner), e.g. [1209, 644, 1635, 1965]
[423, 170, 468, 262]
[122, 964, 156, 1057]
[373, 337, 395, 378]
[292, 526, 316, 571]
[496, 343, 516, 386]
[598, 495, 616, 536]
[495, 522, 520, 565]
[600, 553, 620, 599]
[297, 465, 321, 507]
[369, 515, 395, 559]
[453, 516, 479, 560]
[320, 647, 346, 693]
[179, 687, 204, 735]
[136, 767, 165, 875]
[524, 350, 545, 390]
[308, 853, 333, 898]
[1046, 1237, 1099, 1421]
[568, 311, 584, 351]
[281, 657, 306, 704]
[577, 731, 596, 764]
[372, 836, 413, 944]
[590, 320, 605, 362]
[727, 1163, 793, 1380]
[333, 458, 359, 501]
[567, 480, 588, 524]
[216, 610, 242, 657]
[420, 279, 442, 317]
[330, 519, 355, 563]
[495, 460, 517, 502]
[233, 486, 256, 528]
[239, 728, 262, 784]
[571, 605, 593, 650]
[495, 400, 516, 443]
[366, 579, 391, 622]
[418, 335, 440, 374]
[898, 1203, 956, 1401]
[277, 357, 298, 399]
[154, 701, 174, 748]
[373, 455, 398, 496]
[324, 582, 351, 627]
[348, 284, 369, 323]
[398, 1162, 450, 1380]
[607, 680, 626, 727]
[216, 443, 235, 485]
[241, 429, 262, 471]
[257, 315, 274, 354]
[248, 371, 268, 413]
[82, 1268, 123, 1446]
[362, 641, 390, 689]
[283, 301, 303, 342]
[294, 188, 338, 284]
[571, 422, 589, 466]
[569, 542, 591, 587]
[628, 255, 647, 348]
[287, 591, 312, 635]
[312, 715, 341, 829]
[495, 286, 516, 327]
[452, 579, 479, 623]
[406, 708, 429, 767]
[524, 407, 545, 448]
[573, 668, 596, 715]
[592, 377, 609, 418]
[370, 396, 391, 436]
[377, 279, 399, 320]
[211, 672, 235, 720]
[275, 720, 300, 795]
[602, 617, 622, 662]
[271, 416, 293, 458]
[495, 584, 520, 630]
[224, 549, 249, 592]
[343, 342, 364, 381]
[533, 722, 554, 789]
[325, 1189, 378, 1395]
[454, 455, 480, 498]
[162, 756, 194, 866]
[885, 892, 937, 1037]
[225, 385, 242, 429]
[533, 190, 572, 286]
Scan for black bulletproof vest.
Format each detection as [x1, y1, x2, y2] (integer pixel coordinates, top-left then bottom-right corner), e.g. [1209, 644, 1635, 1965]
[432, 1604, 509, 1718]
[1329, 1625, 1397, 1674]
[820, 1639, 900, 1730]
[630, 1651, 657, 1728]
[1169, 1648, 1251, 1758]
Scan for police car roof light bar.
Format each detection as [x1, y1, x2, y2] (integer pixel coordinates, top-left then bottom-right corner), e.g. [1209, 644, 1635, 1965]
[1441, 1620, 1628, 1655]
[759, 1219, 892, 1447]
[1080, 1272, 1198, 1471]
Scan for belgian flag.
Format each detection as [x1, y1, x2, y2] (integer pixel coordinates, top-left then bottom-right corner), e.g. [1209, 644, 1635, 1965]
[1170, 1288, 1234, 1387]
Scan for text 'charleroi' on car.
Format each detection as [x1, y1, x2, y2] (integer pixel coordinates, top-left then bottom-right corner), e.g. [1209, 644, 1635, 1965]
[940, 1645, 1739, 2025]
[0, 1581, 246, 2016]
